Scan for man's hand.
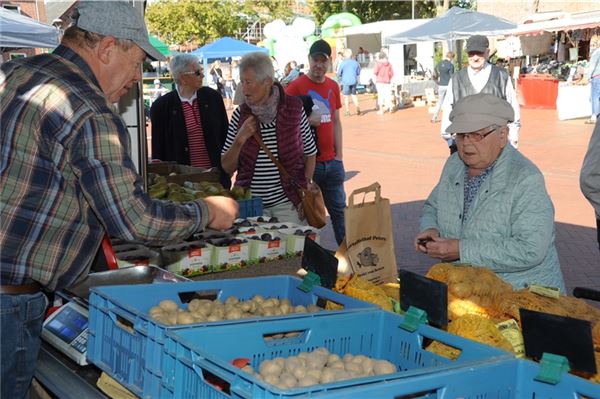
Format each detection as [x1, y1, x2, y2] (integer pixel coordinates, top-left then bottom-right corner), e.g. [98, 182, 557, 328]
[203, 196, 239, 230]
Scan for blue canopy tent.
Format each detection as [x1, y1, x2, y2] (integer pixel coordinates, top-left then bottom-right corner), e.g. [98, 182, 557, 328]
[191, 37, 268, 85]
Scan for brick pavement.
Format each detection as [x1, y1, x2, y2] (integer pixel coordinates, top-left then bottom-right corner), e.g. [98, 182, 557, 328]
[316, 95, 599, 301]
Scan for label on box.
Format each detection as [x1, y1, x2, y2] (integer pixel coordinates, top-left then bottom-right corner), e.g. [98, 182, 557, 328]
[496, 319, 525, 358]
[528, 284, 560, 299]
[229, 244, 241, 253]
[162, 241, 212, 276]
[267, 241, 281, 249]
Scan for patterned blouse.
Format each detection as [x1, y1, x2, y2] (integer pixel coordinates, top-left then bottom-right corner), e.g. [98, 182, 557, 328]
[463, 164, 496, 223]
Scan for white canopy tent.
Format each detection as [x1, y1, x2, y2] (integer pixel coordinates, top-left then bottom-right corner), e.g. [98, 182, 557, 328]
[0, 8, 59, 49]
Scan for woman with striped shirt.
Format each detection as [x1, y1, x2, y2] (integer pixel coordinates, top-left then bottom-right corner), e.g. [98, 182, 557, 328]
[222, 52, 317, 225]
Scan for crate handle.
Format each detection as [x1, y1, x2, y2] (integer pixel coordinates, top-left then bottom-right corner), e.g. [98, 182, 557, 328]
[315, 295, 345, 310]
[178, 289, 221, 303]
[108, 309, 136, 335]
[191, 361, 233, 397]
[263, 329, 307, 344]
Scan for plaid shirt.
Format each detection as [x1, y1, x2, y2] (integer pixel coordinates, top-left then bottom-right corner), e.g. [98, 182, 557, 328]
[1, 45, 208, 291]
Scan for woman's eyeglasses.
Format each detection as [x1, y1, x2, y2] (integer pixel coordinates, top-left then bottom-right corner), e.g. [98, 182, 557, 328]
[182, 70, 202, 76]
[452, 125, 499, 143]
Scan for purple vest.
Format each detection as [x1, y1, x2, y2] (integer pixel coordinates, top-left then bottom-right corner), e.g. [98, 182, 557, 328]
[236, 84, 307, 206]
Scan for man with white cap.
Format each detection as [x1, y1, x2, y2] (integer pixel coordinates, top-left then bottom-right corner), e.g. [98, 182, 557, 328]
[440, 35, 521, 153]
[0, 2, 237, 396]
[416, 93, 564, 292]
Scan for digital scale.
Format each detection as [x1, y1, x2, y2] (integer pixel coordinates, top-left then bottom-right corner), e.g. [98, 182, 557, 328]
[41, 300, 90, 366]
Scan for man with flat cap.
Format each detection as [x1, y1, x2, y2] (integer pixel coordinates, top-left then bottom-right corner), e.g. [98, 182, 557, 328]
[416, 93, 564, 292]
[0, 2, 237, 396]
[440, 35, 521, 153]
[286, 40, 346, 245]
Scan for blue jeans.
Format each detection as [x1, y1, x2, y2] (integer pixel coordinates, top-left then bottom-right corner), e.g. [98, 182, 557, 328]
[1, 292, 48, 399]
[314, 159, 346, 245]
[591, 76, 600, 119]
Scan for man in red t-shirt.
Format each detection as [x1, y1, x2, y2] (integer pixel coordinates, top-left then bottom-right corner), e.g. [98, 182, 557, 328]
[286, 40, 346, 245]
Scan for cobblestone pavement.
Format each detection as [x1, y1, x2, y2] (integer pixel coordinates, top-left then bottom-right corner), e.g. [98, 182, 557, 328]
[316, 95, 599, 301]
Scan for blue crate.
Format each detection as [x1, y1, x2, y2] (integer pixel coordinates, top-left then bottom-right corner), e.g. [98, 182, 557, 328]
[161, 310, 513, 399]
[87, 275, 378, 399]
[238, 197, 263, 219]
[311, 358, 600, 399]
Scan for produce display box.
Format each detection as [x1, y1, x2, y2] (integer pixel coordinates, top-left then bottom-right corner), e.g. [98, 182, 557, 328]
[147, 162, 220, 184]
[247, 232, 287, 262]
[87, 276, 378, 399]
[237, 197, 263, 219]
[208, 237, 250, 271]
[161, 240, 213, 277]
[115, 248, 161, 268]
[279, 227, 320, 256]
[293, 358, 600, 399]
[161, 310, 513, 399]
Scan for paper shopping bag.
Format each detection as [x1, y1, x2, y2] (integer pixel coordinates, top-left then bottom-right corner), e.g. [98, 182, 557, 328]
[343, 182, 398, 285]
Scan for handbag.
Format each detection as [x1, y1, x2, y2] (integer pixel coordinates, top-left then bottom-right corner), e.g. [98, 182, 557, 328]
[253, 132, 326, 228]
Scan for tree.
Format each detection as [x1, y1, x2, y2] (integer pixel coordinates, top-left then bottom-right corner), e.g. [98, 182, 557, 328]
[309, 1, 438, 25]
[146, 0, 297, 47]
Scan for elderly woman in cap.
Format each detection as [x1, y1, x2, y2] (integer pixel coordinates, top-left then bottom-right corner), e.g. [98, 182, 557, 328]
[221, 51, 317, 224]
[415, 93, 565, 292]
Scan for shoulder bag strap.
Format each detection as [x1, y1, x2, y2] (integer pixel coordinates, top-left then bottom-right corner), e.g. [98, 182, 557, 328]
[252, 131, 293, 181]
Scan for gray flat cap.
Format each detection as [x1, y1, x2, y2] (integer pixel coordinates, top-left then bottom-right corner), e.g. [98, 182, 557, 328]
[466, 35, 489, 53]
[448, 93, 514, 133]
[75, 0, 165, 61]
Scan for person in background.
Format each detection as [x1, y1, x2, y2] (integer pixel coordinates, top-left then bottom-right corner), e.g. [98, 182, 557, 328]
[585, 35, 600, 125]
[440, 35, 520, 153]
[373, 51, 394, 115]
[223, 70, 236, 110]
[221, 52, 317, 224]
[337, 48, 362, 116]
[0, 3, 238, 398]
[150, 54, 231, 189]
[580, 119, 600, 251]
[431, 51, 455, 123]
[150, 78, 168, 104]
[209, 60, 225, 96]
[332, 51, 344, 77]
[416, 93, 564, 292]
[286, 40, 346, 245]
[281, 60, 301, 87]
[231, 59, 241, 86]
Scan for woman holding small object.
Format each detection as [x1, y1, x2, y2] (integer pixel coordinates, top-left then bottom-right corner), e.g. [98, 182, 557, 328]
[415, 93, 565, 292]
[221, 52, 317, 224]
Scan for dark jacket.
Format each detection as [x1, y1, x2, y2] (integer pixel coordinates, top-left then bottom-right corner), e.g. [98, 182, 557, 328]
[150, 87, 231, 188]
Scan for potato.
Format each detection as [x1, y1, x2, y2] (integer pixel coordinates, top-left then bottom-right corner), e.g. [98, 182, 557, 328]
[284, 356, 302, 373]
[373, 359, 396, 375]
[313, 347, 329, 357]
[291, 366, 307, 380]
[225, 308, 243, 320]
[252, 294, 265, 304]
[342, 353, 354, 363]
[207, 314, 222, 322]
[263, 373, 279, 386]
[159, 299, 179, 312]
[224, 296, 239, 306]
[344, 361, 363, 375]
[187, 299, 202, 312]
[294, 305, 308, 313]
[176, 311, 195, 325]
[320, 368, 337, 384]
[327, 353, 342, 365]
[305, 369, 322, 381]
[259, 359, 283, 378]
[149, 306, 164, 317]
[239, 300, 252, 313]
[279, 302, 292, 315]
[328, 361, 344, 370]
[273, 357, 285, 369]
[361, 358, 374, 375]
[278, 372, 297, 389]
[307, 304, 321, 313]
[297, 374, 319, 387]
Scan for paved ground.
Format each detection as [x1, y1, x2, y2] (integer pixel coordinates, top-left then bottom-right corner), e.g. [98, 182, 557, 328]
[315, 94, 599, 300]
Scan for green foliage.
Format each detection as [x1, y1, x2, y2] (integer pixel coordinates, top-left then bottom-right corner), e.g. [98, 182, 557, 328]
[309, 1, 438, 25]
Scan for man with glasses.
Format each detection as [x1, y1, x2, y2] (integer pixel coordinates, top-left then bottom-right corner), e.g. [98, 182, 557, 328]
[415, 93, 565, 292]
[151, 53, 231, 188]
[440, 35, 520, 154]
[286, 40, 346, 245]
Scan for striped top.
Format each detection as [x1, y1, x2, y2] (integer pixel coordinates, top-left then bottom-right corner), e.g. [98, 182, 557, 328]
[223, 108, 317, 208]
[181, 99, 212, 168]
[0, 45, 207, 290]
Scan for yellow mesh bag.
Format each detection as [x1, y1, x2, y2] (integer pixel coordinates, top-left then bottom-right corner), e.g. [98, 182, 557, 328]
[328, 275, 393, 311]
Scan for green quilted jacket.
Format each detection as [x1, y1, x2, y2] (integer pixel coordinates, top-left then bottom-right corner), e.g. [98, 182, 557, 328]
[420, 145, 565, 292]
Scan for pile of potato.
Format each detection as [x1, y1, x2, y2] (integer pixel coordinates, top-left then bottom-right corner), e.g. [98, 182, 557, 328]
[241, 347, 397, 389]
[148, 295, 322, 325]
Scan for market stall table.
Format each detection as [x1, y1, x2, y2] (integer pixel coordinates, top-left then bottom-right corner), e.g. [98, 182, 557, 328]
[517, 74, 558, 109]
[556, 82, 592, 120]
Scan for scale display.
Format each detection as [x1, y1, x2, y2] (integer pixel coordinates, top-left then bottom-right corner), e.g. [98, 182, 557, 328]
[42, 301, 89, 366]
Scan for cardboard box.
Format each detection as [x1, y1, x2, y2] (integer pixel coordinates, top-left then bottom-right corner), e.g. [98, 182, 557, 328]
[147, 162, 220, 185]
[278, 227, 320, 256]
[161, 241, 213, 277]
[208, 237, 250, 271]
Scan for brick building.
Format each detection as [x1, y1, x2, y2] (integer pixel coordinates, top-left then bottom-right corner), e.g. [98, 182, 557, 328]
[478, 0, 599, 23]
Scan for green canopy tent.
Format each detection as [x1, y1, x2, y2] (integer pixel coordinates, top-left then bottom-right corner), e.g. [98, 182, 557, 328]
[149, 34, 171, 77]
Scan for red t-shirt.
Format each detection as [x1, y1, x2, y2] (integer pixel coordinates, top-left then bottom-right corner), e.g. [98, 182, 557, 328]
[286, 74, 342, 162]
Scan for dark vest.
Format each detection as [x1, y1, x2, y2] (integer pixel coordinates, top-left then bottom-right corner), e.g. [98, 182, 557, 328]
[452, 65, 509, 105]
[235, 84, 306, 206]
